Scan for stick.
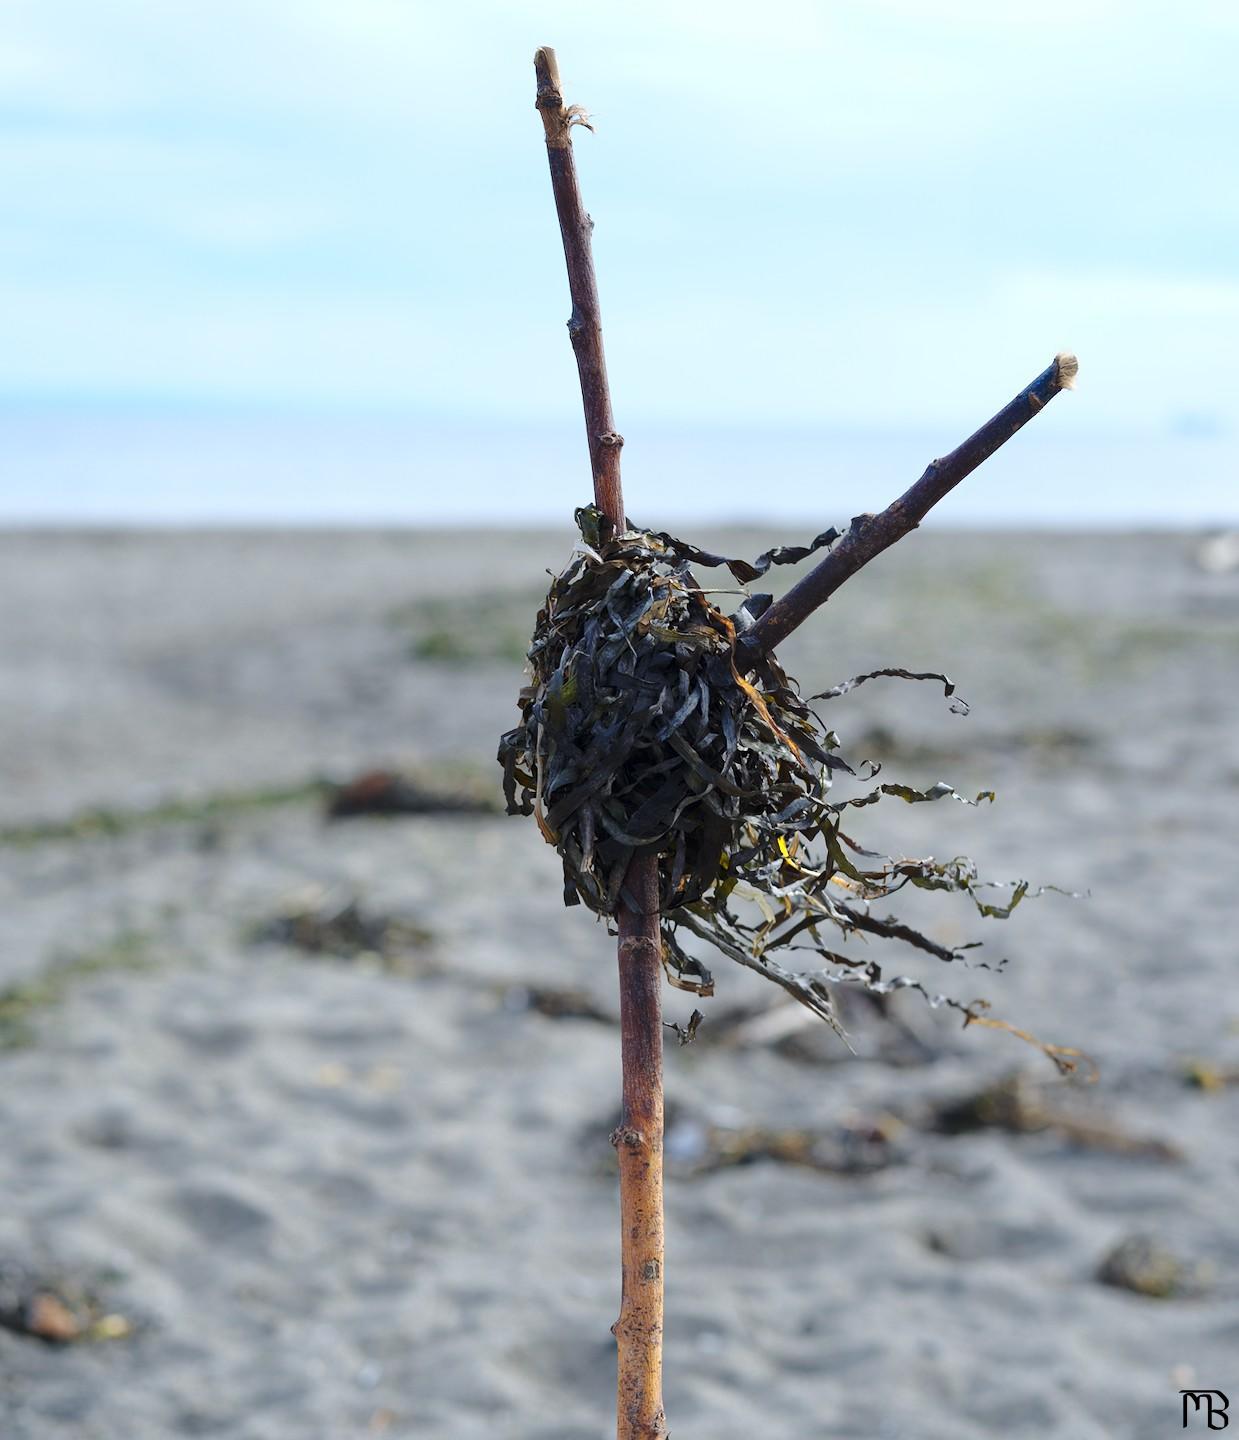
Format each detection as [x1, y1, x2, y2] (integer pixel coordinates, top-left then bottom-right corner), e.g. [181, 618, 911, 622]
[740, 353, 1078, 659]
[533, 47, 668, 1440]
[535, 46, 626, 528]
[612, 861, 666, 1440]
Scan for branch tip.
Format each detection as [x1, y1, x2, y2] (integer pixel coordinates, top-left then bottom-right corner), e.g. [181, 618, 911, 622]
[533, 46, 586, 147]
[743, 351, 1081, 657]
[533, 46, 560, 87]
[1054, 352, 1079, 391]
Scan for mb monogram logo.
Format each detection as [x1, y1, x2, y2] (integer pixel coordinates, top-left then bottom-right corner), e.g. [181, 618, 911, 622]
[1182, 1390, 1230, 1430]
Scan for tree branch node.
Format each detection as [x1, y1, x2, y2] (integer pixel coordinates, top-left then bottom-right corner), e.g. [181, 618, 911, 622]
[619, 935, 660, 963]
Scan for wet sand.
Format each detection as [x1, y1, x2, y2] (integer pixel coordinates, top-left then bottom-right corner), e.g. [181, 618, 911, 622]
[2, 527, 1238, 1438]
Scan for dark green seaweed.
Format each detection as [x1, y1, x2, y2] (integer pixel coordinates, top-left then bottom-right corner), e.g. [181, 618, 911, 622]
[498, 512, 1081, 1071]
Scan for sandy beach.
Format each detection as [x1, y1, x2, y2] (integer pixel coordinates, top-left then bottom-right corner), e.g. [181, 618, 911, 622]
[2, 525, 1238, 1439]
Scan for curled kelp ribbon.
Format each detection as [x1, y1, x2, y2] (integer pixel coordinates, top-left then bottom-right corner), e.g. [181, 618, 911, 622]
[498, 509, 1083, 1072]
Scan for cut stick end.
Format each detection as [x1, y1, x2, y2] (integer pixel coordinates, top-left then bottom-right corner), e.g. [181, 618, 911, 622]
[534, 47, 575, 147]
[534, 47, 560, 86]
[1054, 352, 1079, 391]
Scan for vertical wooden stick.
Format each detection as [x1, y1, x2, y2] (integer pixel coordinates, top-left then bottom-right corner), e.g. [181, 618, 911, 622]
[613, 862, 666, 1440]
[534, 47, 625, 528]
[533, 47, 668, 1440]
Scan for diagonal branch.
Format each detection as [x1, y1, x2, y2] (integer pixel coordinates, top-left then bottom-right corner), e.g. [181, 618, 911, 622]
[739, 352, 1078, 661]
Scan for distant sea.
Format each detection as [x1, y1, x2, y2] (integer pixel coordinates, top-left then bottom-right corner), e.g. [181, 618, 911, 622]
[0, 409, 1234, 529]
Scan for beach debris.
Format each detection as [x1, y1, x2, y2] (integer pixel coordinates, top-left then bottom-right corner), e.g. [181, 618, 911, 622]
[0, 1258, 132, 1345]
[326, 768, 498, 820]
[499, 508, 1081, 1068]
[1182, 1058, 1239, 1090]
[499, 982, 612, 1024]
[927, 1072, 1181, 1161]
[252, 892, 433, 972]
[1097, 1235, 1210, 1298]
[928, 1072, 1056, 1133]
[1195, 531, 1239, 575]
[600, 1100, 904, 1178]
[311, 1061, 402, 1093]
[699, 990, 940, 1067]
[682, 1116, 903, 1176]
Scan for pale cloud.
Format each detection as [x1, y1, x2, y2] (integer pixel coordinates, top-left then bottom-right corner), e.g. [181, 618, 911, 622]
[0, 0, 1233, 435]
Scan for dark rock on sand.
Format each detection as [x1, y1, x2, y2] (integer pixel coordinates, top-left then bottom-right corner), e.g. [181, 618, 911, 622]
[1097, 1234, 1210, 1298]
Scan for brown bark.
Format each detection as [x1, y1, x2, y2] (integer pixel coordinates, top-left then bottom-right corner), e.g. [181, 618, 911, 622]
[534, 46, 625, 529]
[533, 46, 668, 1440]
[613, 861, 667, 1440]
[739, 352, 1078, 661]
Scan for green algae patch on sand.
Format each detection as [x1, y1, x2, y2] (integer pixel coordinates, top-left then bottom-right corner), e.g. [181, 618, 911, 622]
[0, 931, 161, 1052]
[0, 780, 329, 851]
[394, 588, 547, 665]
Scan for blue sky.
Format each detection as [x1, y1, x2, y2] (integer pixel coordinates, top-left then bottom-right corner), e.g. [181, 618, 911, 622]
[0, 3, 1236, 521]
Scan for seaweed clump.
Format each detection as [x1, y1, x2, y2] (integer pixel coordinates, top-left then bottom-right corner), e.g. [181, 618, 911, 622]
[498, 507, 1077, 1067]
